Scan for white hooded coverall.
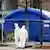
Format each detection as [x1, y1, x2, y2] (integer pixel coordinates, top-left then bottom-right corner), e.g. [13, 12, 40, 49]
[14, 23, 20, 47]
[18, 25, 28, 48]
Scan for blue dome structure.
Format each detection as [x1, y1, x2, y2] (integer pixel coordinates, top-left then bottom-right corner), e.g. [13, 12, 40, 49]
[4, 8, 50, 42]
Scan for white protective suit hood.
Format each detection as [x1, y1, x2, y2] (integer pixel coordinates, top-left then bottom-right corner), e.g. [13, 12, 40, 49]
[21, 25, 25, 30]
[14, 23, 20, 31]
[14, 23, 19, 28]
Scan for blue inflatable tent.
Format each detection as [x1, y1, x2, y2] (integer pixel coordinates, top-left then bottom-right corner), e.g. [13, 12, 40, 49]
[4, 8, 50, 42]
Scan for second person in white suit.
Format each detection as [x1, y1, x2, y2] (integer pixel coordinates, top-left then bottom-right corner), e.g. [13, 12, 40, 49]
[18, 25, 28, 48]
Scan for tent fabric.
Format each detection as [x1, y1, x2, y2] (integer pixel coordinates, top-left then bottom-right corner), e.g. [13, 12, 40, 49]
[3, 8, 50, 41]
[4, 8, 50, 20]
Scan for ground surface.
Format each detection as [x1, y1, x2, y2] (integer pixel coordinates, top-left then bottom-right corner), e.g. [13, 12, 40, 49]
[0, 47, 50, 50]
[0, 42, 50, 50]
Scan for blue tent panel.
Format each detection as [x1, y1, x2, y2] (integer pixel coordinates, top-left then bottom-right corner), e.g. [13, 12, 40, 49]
[29, 21, 40, 41]
[42, 23, 50, 42]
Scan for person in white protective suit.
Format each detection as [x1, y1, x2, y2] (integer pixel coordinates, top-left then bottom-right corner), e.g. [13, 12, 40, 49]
[18, 25, 28, 48]
[14, 23, 20, 48]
